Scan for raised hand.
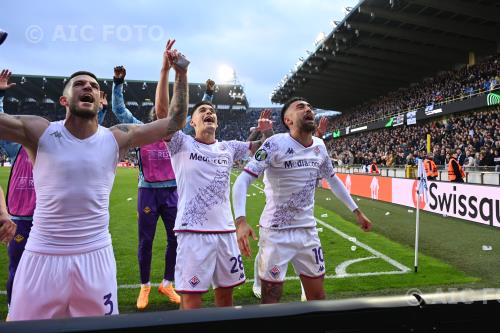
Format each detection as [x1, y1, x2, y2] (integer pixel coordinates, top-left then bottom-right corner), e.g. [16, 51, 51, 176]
[206, 79, 215, 93]
[168, 49, 190, 74]
[162, 39, 176, 71]
[113, 66, 126, 80]
[256, 108, 273, 132]
[0, 69, 16, 91]
[99, 91, 108, 109]
[316, 116, 328, 138]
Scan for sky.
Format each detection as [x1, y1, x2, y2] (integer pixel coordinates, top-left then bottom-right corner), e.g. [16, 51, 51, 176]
[0, 0, 357, 107]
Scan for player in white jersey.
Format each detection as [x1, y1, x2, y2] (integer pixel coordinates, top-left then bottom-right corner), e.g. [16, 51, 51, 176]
[161, 100, 272, 309]
[0, 50, 189, 320]
[233, 97, 372, 304]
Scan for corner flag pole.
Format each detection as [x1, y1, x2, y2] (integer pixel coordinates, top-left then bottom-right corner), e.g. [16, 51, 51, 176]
[415, 158, 429, 273]
[414, 186, 420, 273]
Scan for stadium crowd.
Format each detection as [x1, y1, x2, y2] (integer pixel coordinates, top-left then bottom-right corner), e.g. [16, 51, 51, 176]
[329, 53, 500, 129]
[324, 106, 500, 170]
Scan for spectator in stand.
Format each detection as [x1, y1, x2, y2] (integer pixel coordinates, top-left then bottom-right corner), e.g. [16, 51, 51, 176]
[464, 151, 476, 168]
[370, 159, 380, 174]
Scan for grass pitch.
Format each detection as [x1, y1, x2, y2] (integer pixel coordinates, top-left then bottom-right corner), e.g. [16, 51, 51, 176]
[2, 167, 499, 318]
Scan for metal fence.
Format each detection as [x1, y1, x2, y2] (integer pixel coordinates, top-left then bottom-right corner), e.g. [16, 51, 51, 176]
[335, 165, 500, 186]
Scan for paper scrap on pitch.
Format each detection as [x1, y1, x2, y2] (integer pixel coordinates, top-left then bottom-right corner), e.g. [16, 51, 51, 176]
[317, 227, 323, 232]
[385, 212, 390, 216]
[246, 194, 251, 197]
[320, 213, 328, 218]
[408, 209, 414, 213]
[325, 197, 331, 201]
[127, 197, 132, 201]
[348, 237, 357, 242]
[482, 245, 492, 251]
[351, 245, 357, 251]
[252, 193, 256, 196]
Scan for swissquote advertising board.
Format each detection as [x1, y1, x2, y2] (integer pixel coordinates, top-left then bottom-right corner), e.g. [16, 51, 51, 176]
[322, 174, 500, 228]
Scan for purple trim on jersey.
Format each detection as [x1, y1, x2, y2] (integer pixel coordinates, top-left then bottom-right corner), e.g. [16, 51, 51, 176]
[215, 279, 246, 289]
[6, 147, 36, 217]
[139, 140, 176, 183]
[248, 142, 252, 150]
[260, 277, 285, 284]
[244, 168, 259, 178]
[175, 289, 209, 294]
[299, 273, 326, 279]
[174, 229, 236, 234]
[194, 137, 217, 145]
[288, 133, 314, 148]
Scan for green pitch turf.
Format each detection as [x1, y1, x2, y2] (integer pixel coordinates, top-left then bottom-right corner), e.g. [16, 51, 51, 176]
[2, 167, 499, 319]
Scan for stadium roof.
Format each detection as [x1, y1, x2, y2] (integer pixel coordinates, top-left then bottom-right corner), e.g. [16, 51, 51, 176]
[271, 0, 500, 112]
[6, 74, 249, 109]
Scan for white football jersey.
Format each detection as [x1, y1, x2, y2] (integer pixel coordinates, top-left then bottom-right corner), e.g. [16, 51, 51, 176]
[28, 121, 119, 254]
[244, 133, 335, 229]
[167, 131, 250, 232]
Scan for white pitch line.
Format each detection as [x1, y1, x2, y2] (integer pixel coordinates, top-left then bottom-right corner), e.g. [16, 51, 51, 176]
[316, 218, 410, 273]
[236, 175, 411, 276]
[335, 256, 378, 276]
[0, 175, 409, 295]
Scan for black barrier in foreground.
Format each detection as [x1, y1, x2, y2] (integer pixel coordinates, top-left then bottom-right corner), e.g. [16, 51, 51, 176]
[2, 290, 500, 332]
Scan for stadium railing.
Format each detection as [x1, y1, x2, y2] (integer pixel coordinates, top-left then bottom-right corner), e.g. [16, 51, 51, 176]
[335, 166, 500, 186]
[2, 289, 500, 332]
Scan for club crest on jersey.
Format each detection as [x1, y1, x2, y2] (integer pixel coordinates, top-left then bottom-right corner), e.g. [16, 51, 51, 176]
[318, 265, 325, 273]
[313, 146, 320, 155]
[189, 276, 200, 287]
[255, 148, 268, 161]
[143, 206, 152, 214]
[270, 265, 280, 279]
[14, 234, 24, 243]
[239, 272, 245, 280]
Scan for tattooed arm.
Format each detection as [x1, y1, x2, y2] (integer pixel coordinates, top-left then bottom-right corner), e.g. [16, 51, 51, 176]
[111, 58, 189, 159]
[0, 113, 48, 158]
[249, 109, 274, 154]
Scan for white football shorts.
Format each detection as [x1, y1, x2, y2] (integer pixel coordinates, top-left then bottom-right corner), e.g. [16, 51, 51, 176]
[258, 227, 325, 283]
[8, 245, 118, 321]
[175, 232, 246, 293]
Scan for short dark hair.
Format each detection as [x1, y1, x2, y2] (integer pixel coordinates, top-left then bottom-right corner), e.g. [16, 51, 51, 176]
[64, 71, 98, 90]
[190, 101, 214, 116]
[280, 96, 307, 131]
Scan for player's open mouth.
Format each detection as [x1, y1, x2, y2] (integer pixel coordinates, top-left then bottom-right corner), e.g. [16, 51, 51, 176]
[304, 114, 314, 121]
[79, 94, 94, 103]
[203, 116, 215, 123]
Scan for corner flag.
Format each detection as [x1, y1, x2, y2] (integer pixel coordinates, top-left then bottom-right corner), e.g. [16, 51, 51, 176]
[414, 158, 428, 273]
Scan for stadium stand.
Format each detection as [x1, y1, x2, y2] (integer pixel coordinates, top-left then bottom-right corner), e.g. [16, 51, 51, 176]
[1, 75, 250, 163]
[270, 0, 500, 181]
